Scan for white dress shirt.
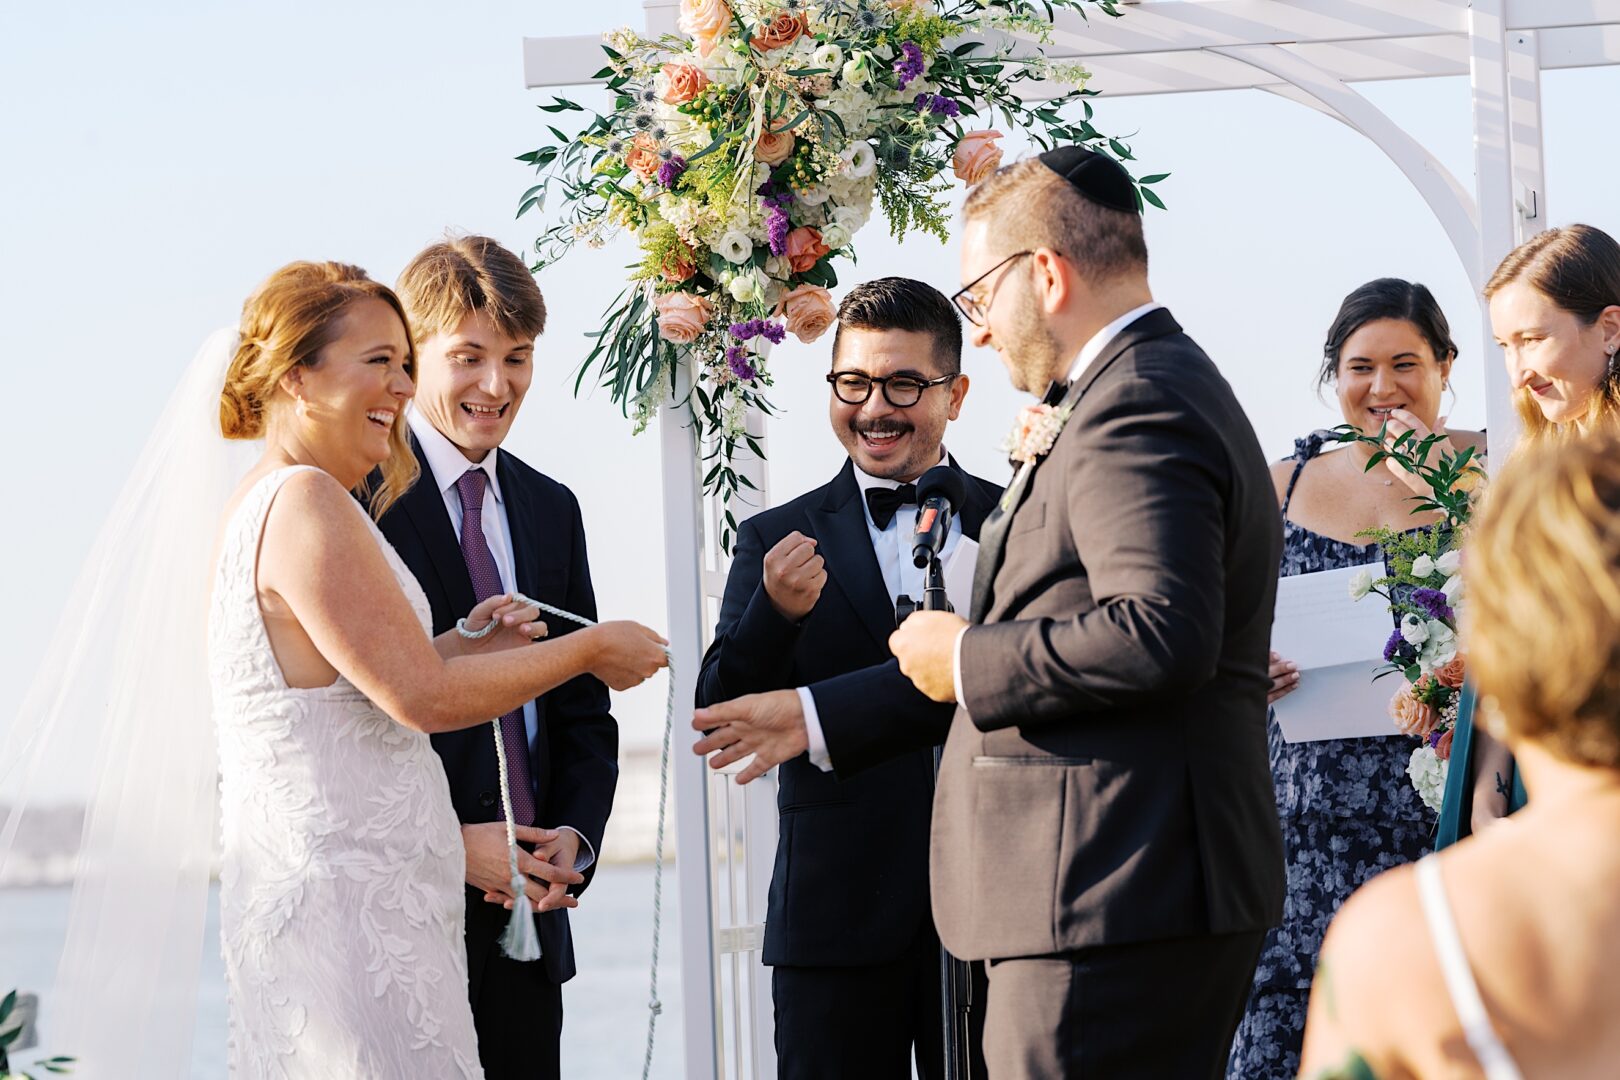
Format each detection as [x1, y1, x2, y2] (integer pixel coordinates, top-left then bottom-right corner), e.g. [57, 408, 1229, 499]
[796, 449, 964, 772]
[950, 302, 1164, 710]
[407, 407, 595, 871]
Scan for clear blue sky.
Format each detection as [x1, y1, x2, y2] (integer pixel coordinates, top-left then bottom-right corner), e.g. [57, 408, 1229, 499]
[2, 1, 1615, 772]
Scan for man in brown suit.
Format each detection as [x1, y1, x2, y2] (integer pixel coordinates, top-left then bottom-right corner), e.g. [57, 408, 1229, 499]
[890, 146, 1285, 1078]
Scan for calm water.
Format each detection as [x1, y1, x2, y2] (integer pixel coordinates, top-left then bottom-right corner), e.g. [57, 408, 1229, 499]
[0, 862, 684, 1078]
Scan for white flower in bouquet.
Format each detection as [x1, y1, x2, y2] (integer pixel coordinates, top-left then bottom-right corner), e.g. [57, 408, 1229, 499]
[841, 142, 878, 179]
[1406, 745, 1449, 814]
[1437, 549, 1462, 577]
[764, 254, 791, 279]
[812, 42, 843, 71]
[1400, 613, 1430, 646]
[1411, 554, 1436, 579]
[798, 183, 832, 206]
[842, 50, 875, 85]
[830, 199, 870, 233]
[1418, 623, 1457, 673]
[1442, 573, 1465, 603]
[1348, 567, 1375, 601]
[716, 230, 755, 264]
[821, 220, 852, 250]
[729, 268, 768, 303]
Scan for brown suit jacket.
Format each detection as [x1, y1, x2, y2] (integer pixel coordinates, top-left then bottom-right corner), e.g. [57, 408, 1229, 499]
[930, 307, 1285, 961]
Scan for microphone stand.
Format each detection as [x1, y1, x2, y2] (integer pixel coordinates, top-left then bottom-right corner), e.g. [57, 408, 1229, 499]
[913, 549, 973, 1080]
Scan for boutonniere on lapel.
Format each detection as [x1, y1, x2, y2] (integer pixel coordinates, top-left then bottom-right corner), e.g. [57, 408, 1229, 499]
[997, 402, 1073, 510]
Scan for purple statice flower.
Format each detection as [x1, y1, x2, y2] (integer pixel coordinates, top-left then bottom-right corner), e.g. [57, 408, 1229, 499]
[726, 345, 758, 381]
[1410, 587, 1455, 623]
[761, 321, 786, 345]
[1383, 628, 1407, 663]
[729, 319, 761, 341]
[767, 203, 791, 255]
[1428, 728, 1445, 748]
[728, 319, 788, 347]
[913, 92, 960, 118]
[656, 155, 687, 189]
[893, 42, 925, 89]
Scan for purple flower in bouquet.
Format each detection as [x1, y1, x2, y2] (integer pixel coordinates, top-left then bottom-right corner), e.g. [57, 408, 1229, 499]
[761, 321, 786, 345]
[913, 92, 960, 118]
[656, 155, 687, 189]
[728, 318, 787, 347]
[1383, 628, 1409, 663]
[1411, 587, 1455, 623]
[894, 42, 925, 89]
[726, 345, 758, 382]
[757, 181, 796, 256]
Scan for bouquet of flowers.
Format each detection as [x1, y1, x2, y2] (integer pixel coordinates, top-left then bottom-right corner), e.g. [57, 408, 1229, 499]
[518, 0, 1161, 547]
[1335, 425, 1485, 811]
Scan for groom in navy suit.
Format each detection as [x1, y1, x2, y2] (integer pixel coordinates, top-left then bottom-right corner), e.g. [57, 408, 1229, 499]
[694, 278, 999, 1079]
[375, 236, 617, 1080]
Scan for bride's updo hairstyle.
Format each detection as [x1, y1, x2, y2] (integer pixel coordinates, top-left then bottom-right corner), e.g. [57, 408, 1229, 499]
[221, 260, 420, 516]
[1466, 431, 1620, 767]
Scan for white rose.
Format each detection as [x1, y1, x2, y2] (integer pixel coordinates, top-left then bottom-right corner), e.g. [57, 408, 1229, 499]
[842, 141, 877, 179]
[716, 230, 754, 264]
[764, 254, 790, 279]
[1400, 613, 1429, 646]
[729, 269, 766, 303]
[1436, 549, 1462, 577]
[1411, 554, 1436, 579]
[798, 183, 831, 206]
[830, 202, 867, 232]
[1441, 574, 1465, 603]
[1348, 568, 1374, 601]
[820, 222, 851, 250]
[813, 43, 843, 71]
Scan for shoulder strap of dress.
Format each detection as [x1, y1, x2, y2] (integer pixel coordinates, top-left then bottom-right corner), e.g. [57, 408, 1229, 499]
[1280, 431, 1327, 516]
[1415, 857, 1526, 1080]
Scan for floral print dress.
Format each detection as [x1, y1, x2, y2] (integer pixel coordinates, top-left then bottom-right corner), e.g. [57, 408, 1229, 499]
[1225, 432, 1436, 1080]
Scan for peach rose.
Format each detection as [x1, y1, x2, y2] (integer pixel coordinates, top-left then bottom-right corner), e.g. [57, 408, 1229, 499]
[1389, 682, 1439, 737]
[655, 291, 714, 344]
[756, 126, 796, 167]
[776, 284, 836, 344]
[660, 244, 697, 284]
[679, 0, 732, 57]
[784, 226, 830, 274]
[751, 11, 808, 51]
[625, 133, 661, 182]
[1434, 656, 1466, 690]
[952, 130, 1004, 187]
[661, 62, 711, 105]
[1434, 728, 1455, 762]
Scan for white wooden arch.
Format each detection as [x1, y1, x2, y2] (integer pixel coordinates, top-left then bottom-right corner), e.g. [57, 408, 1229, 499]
[523, 3, 1620, 1075]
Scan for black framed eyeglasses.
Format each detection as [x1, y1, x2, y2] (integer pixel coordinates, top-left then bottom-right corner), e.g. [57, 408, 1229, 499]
[951, 250, 1038, 326]
[825, 370, 958, 407]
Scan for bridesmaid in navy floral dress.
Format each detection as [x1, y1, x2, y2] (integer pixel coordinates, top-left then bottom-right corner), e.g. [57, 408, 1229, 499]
[1226, 280, 1484, 1079]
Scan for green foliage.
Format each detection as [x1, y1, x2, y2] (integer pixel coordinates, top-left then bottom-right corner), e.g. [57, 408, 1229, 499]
[0, 989, 75, 1077]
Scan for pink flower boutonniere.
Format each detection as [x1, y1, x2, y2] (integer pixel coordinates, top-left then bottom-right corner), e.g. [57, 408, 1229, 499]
[998, 402, 1072, 510]
[1001, 403, 1072, 465]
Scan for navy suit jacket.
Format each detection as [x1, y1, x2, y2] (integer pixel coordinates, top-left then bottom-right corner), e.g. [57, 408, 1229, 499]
[374, 438, 619, 986]
[695, 458, 1000, 967]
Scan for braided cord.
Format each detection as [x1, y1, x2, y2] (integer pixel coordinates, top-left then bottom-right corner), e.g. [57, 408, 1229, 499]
[463, 595, 674, 1079]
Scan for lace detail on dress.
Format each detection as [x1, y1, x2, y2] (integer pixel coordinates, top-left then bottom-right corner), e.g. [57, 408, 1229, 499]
[207, 466, 483, 1079]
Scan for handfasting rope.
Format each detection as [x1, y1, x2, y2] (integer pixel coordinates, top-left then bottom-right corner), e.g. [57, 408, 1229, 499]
[458, 596, 675, 1080]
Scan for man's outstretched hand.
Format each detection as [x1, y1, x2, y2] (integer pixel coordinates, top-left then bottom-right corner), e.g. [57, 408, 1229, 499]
[693, 689, 809, 784]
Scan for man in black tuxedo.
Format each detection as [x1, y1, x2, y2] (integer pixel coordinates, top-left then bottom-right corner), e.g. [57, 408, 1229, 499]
[376, 236, 617, 1080]
[693, 278, 999, 1079]
[889, 149, 1285, 1078]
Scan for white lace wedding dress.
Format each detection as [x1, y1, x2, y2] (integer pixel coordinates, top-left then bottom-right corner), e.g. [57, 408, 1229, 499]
[208, 465, 484, 1078]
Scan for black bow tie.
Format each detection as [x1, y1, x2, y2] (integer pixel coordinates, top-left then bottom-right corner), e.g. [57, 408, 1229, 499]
[1042, 380, 1070, 407]
[865, 484, 918, 530]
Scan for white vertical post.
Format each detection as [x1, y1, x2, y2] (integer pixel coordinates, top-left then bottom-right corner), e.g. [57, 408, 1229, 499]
[661, 358, 721, 1080]
[1470, 0, 1523, 459]
[1506, 30, 1548, 245]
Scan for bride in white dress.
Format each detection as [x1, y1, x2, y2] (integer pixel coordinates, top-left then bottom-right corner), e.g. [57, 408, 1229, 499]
[0, 261, 667, 1078]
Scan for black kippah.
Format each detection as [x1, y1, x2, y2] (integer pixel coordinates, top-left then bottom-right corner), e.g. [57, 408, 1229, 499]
[1037, 146, 1139, 214]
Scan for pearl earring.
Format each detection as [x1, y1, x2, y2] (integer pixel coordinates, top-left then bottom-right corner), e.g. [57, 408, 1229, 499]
[295, 397, 308, 419]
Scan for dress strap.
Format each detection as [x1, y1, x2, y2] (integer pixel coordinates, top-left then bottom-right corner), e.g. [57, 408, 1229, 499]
[1415, 857, 1525, 1080]
[1280, 431, 1328, 517]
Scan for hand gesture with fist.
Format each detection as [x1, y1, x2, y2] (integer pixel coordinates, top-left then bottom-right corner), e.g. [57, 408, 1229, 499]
[763, 531, 826, 623]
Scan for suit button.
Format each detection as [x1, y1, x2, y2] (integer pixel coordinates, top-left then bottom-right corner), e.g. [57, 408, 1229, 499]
[478, 791, 497, 808]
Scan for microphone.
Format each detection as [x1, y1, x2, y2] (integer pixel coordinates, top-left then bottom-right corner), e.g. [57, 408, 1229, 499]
[911, 464, 965, 569]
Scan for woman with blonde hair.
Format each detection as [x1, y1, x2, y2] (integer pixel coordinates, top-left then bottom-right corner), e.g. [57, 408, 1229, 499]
[0, 261, 668, 1077]
[1435, 224, 1620, 846]
[1299, 431, 1620, 1079]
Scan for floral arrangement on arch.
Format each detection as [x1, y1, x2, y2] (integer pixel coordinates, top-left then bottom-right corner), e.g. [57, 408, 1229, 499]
[517, 0, 1161, 548]
[1336, 425, 1486, 811]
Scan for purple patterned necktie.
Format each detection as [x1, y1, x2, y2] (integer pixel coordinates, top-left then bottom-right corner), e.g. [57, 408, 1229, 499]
[455, 467, 537, 826]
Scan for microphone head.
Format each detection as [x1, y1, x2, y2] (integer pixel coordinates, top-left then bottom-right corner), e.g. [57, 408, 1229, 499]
[915, 464, 965, 508]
